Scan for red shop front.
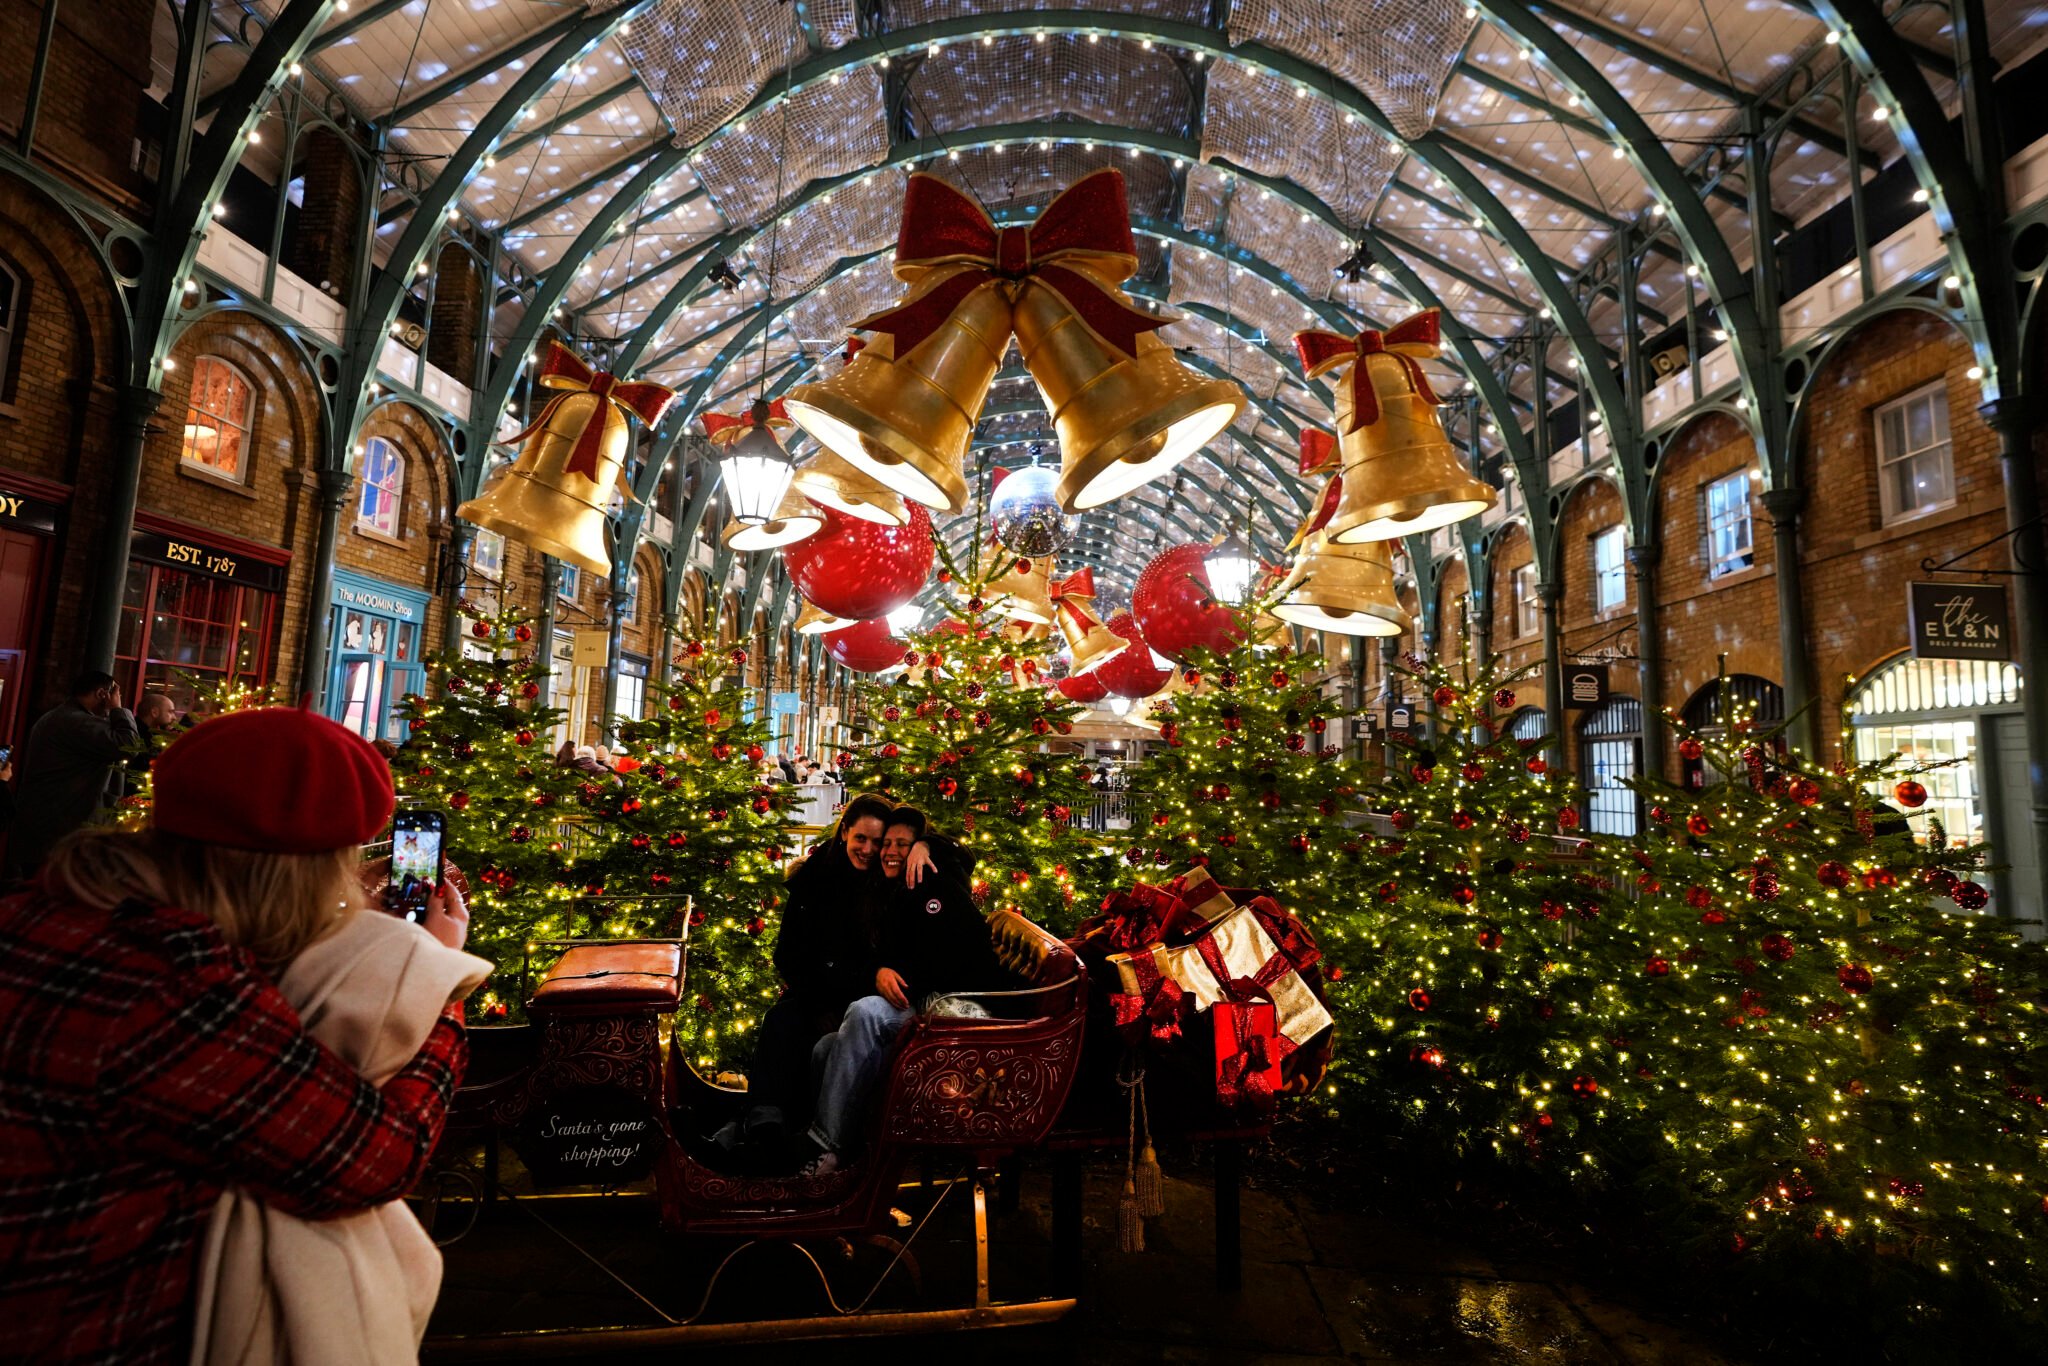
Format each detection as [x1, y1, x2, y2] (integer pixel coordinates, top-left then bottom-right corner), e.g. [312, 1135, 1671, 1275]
[0, 471, 66, 750]
[118, 515, 289, 711]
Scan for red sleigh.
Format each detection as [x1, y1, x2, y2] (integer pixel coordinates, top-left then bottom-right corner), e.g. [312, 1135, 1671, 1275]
[421, 909, 1088, 1352]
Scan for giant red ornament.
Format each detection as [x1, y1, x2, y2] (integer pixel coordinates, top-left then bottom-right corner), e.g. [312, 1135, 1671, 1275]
[783, 501, 934, 620]
[1130, 544, 1242, 663]
[1094, 611, 1170, 698]
[823, 617, 909, 673]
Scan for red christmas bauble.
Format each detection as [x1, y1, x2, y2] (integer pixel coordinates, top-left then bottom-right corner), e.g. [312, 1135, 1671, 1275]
[1259, 790, 1282, 810]
[1953, 880, 1990, 910]
[1461, 762, 1485, 783]
[1817, 860, 1852, 889]
[1525, 757, 1547, 775]
[516, 729, 534, 746]
[1476, 928, 1503, 950]
[937, 776, 959, 797]
[1684, 885, 1713, 909]
[1570, 1075, 1599, 1096]
[1893, 779, 1928, 808]
[1492, 688, 1516, 709]
[1408, 988, 1432, 1012]
[1288, 833, 1311, 854]
[1788, 776, 1821, 806]
[1557, 807, 1581, 831]
[470, 620, 490, 639]
[1645, 956, 1671, 977]
[1410, 765, 1434, 784]
[1678, 737, 1704, 761]
[823, 617, 907, 673]
[1750, 872, 1782, 901]
[1130, 545, 1243, 663]
[1432, 685, 1458, 706]
[880, 742, 900, 758]
[514, 623, 533, 643]
[1760, 932, 1795, 961]
[1686, 814, 1712, 836]
[521, 682, 540, 700]
[1095, 611, 1170, 699]
[783, 502, 934, 620]
[1056, 671, 1110, 704]
[1837, 963, 1874, 994]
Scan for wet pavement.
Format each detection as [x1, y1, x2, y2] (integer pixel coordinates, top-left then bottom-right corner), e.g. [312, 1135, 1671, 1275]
[425, 1148, 1742, 1364]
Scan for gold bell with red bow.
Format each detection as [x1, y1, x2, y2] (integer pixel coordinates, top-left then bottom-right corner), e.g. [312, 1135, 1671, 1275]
[459, 341, 676, 573]
[1270, 532, 1409, 637]
[982, 554, 1056, 626]
[792, 600, 853, 635]
[701, 401, 825, 551]
[791, 448, 910, 526]
[1049, 567, 1128, 676]
[1294, 312, 1494, 543]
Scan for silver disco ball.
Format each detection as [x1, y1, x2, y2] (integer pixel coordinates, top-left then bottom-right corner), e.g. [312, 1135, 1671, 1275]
[988, 465, 1073, 557]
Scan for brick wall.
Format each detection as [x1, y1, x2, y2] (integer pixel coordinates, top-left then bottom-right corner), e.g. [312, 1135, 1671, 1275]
[337, 399, 453, 653]
[284, 130, 363, 302]
[1434, 557, 1470, 671]
[1485, 522, 1541, 708]
[0, 0, 159, 209]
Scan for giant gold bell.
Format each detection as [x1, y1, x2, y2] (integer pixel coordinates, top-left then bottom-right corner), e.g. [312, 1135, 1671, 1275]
[792, 600, 852, 635]
[785, 265, 1009, 514]
[1059, 608, 1128, 677]
[1325, 359, 1494, 545]
[1271, 533, 1409, 637]
[791, 449, 910, 526]
[1012, 275, 1245, 511]
[457, 390, 623, 573]
[984, 556, 1056, 626]
[723, 486, 825, 551]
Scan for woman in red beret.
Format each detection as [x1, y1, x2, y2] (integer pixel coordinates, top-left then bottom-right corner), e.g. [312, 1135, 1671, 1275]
[0, 707, 471, 1364]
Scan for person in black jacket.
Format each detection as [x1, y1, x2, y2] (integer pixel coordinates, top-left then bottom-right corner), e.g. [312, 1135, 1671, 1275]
[800, 806, 1010, 1176]
[721, 792, 895, 1153]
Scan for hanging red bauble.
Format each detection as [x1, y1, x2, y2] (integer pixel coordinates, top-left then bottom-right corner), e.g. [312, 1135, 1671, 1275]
[1131, 544, 1243, 662]
[1645, 956, 1671, 977]
[1461, 762, 1484, 783]
[1750, 872, 1781, 901]
[1450, 882, 1475, 905]
[1270, 669, 1291, 688]
[1525, 757, 1547, 775]
[471, 620, 490, 638]
[1451, 809, 1475, 831]
[514, 623, 533, 643]
[745, 744, 764, 763]
[1508, 823, 1530, 844]
[1557, 807, 1581, 831]
[1700, 909, 1727, 925]
[1432, 685, 1458, 706]
[1760, 932, 1795, 961]
[823, 617, 908, 673]
[1570, 1075, 1599, 1097]
[516, 729, 534, 746]
[880, 742, 900, 758]
[1953, 880, 1990, 910]
[1893, 779, 1928, 808]
[1288, 833, 1311, 854]
[1678, 737, 1704, 761]
[620, 797, 641, 815]
[1817, 860, 1853, 889]
[1093, 611, 1170, 698]
[521, 682, 540, 699]
[1684, 885, 1714, 909]
[1286, 733, 1307, 752]
[1056, 671, 1109, 704]
[1788, 776, 1821, 806]
[1686, 814, 1712, 836]
[1837, 963, 1874, 995]
[1407, 988, 1432, 1012]
[1411, 765, 1434, 784]
[783, 501, 934, 620]
[1492, 688, 1516, 709]
[711, 743, 731, 761]
[1218, 669, 1239, 688]
[1476, 928, 1503, 950]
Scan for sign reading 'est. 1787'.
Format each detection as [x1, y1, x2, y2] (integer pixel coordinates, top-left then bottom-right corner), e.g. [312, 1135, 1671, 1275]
[1908, 582, 2011, 662]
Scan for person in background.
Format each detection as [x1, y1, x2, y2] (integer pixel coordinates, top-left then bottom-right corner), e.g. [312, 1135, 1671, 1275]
[123, 692, 182, 798]
[4, 671, 139, 879]
[801, 761, 827, 786]
[0, 707, 470, 1363]
[776, 749, 799, 784]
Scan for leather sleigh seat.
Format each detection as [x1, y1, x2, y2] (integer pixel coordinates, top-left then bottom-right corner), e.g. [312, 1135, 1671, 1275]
[529, 941, 683, 1017]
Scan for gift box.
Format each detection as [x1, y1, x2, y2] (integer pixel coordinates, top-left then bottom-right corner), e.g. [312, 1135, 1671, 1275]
[1213, 1001, 1282, 1108]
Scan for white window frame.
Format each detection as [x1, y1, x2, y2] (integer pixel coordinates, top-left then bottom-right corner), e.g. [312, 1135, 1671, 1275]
[1592, 527, 1627, 614]
[621, 566, 641, 625]
[1874, 381, 1954, 526]
[617, 656, 649, 722]
[354, 436, 404, 538]
[1703, 470, 1754, 579]
[557, 564, 579, 602]
[180, 355, 256, 484]
[471, 529, 505, 579]
[1510, 563, 1539, 640]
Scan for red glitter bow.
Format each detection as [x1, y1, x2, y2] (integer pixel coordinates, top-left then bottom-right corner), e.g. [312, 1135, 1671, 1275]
[856, 170, 1169, 358]
[1290, 429, 1343, 549]
[1110, 949, 1187, 1044]
[1293, 311, 1443, 434]
[502, 341, 676, 480]
[1048, 567, 1098, 605]
[699, 398, 792, 445]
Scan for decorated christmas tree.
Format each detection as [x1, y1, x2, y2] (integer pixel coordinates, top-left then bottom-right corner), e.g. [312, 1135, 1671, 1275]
[1586, 695, 2048, 1333]
[601, 636, 803, 1073]
[395, 608, 587, 984]
[1124, 620, 1375, 920]
[833, 559, 1105, 928]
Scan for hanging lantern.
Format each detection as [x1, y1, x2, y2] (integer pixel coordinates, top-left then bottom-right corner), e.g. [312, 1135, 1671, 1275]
[1203, 533, 1260, 609]
[793, 600, 852, 635]
[1270, 533, 1409, 637]
[1049, 567, 1127, 677]
[1294, 312, 1494, 543]
[791, 448, 911, 526]
[458, 341, 675, 573]
[704, 400, 818, 547]
[713, 397, 802, 527]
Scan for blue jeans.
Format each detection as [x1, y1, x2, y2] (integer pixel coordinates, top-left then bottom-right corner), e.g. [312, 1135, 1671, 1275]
[806, 995, 914, 1153]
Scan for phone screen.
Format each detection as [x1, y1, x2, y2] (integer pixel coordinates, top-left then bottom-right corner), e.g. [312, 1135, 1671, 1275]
[387, 812, 446, 923]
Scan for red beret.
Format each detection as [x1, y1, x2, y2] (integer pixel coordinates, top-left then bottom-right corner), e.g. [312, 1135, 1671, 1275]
[153, 708, 394, 853]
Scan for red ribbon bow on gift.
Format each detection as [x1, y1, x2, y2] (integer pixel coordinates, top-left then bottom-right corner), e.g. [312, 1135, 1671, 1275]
[1293, 311, 1443, 434]
[1215, 1000, 1282, 1108]
[699, 398, 792, 445]
[1110, 952, 1186, 1044]
[502, 341, 677, 481]
[856, 170, 1170, 358]
[1290, 429, 1344, 549]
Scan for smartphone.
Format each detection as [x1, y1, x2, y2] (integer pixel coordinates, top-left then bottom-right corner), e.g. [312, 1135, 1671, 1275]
[386, 810, 447, 924]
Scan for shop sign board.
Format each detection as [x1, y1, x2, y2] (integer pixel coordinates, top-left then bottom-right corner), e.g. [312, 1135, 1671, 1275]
[131, 529, 286, 591]
[1909, 582, 2011, 661]
[1563, 663, 1610, 710]
[0, 486, 61, 535]
[515, 1087, 662, 1187]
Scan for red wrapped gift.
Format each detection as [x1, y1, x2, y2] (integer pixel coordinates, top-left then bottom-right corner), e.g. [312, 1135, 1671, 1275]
[1213, 1001, 1282, 1109]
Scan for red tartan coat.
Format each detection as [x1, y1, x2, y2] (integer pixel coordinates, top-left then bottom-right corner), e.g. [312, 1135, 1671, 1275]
[0, 891, 467, 1364]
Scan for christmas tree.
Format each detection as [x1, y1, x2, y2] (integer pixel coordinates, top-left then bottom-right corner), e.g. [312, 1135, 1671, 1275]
[833, 562, 1106, 928]
[1587, 696, 2048, 1337]
[395, 608, 587, 993]
[601, 636, 803, 1074]
[1124, 620, 1376, 922]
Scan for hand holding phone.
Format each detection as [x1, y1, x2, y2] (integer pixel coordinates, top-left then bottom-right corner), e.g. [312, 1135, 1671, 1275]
[386, 810, 447, 924]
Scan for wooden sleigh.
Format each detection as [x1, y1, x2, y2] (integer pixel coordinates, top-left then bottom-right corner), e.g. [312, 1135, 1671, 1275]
[419, 909, 1088, 1356]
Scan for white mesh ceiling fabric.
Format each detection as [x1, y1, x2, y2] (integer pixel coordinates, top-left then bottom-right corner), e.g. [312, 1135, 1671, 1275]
[1201, 60, 1404, 229]
[924, 144, 1179, 222]
[685, 69, 890, 229]
[886, 0, 1213, 25]
[741, 167, 909, 299]
[1229, 0, 1477, 139]
[620, 0, 858, 149]
[906, 34, 1195, 136]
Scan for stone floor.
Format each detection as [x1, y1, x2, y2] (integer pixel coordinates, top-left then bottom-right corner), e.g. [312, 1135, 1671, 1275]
[425, 1149, 1742, 1364]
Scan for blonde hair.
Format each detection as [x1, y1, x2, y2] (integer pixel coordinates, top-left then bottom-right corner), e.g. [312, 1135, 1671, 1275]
[42, 828, 363, 974]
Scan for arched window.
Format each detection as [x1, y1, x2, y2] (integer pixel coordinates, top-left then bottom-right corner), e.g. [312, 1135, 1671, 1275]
[1680, 675, 1785, 790]
[0, 256, 20, 399]
[355, 437, 404, 538]
[180, 356, 255, 482]
[1848, 654, 2021, 857]
[1578, 695, 1643, 837]
[1504, 706, 1548, 745]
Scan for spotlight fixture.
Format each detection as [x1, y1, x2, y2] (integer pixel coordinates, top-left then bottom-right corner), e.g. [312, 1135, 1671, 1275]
[707, 256, 742, 293]
[1335, 241, 1373, 284]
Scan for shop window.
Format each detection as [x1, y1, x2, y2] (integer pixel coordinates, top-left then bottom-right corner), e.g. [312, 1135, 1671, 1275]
[1592, 527, 1627, 614]
[1505, 706, 1548, 746]
[557, 565, 579, 602]
[1875, 381, 1953, 525]
[1510, 563, 1539, 639]
[1703, 471, 1754, 579]
[1848, 655, 2020, 855]
[1578, 695, 1643, 837]
[0, 257, 19, 400]
[472, 528, 505, 579]
[355, 437, 404, 539]
[116, 563, 276, 712]
[617, 655, 649, 722]
[180, 356, 255, 483]
[1680, 675, 1784, 789]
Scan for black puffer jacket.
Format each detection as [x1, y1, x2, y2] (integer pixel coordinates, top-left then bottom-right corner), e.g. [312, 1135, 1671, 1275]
[774, 839, 879, 1017]
[876, 834, 1010, 1004]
